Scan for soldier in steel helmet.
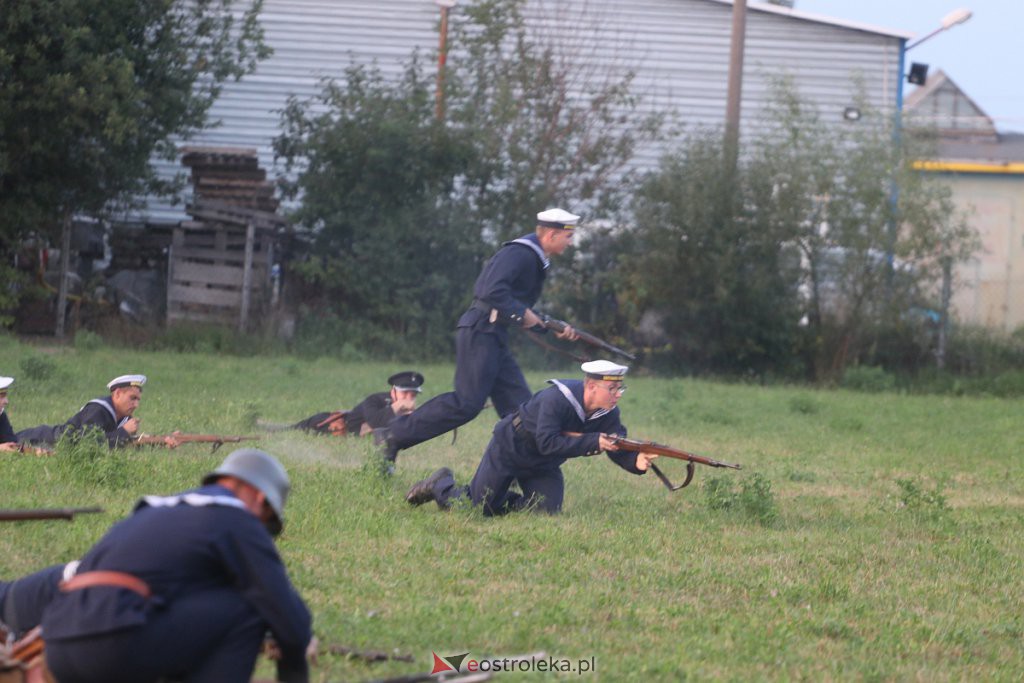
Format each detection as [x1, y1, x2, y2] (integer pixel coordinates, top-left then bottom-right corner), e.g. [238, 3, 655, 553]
[1, 449, 314, 683]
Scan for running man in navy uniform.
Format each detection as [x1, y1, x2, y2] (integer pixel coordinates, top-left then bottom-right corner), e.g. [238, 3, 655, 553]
[289, 371, 424, 437]
[15, 374, 178, 449]
[405, 361, 657, 515]
[5, 448, 315, 683]
[381, 209, 581, 466]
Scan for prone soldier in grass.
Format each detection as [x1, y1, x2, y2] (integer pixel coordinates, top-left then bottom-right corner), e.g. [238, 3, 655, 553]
[289, 371, 424, 437]
[15, 374, 178, 449]
[380, 208, 581, 468]
[406, 360, 657, 515]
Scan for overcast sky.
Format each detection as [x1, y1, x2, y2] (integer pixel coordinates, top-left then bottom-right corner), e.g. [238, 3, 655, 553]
[788, 0, 1023, 133]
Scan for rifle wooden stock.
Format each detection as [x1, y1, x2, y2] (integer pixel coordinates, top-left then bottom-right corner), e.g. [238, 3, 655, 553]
[132, 433, 260, 452]
[540, 316, 636, 361]
[0, 507, 103, 522]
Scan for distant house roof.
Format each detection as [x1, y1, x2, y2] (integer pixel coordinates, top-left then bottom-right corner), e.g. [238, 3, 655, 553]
[906, 70, 1024, 173]
[905, 69, 996, 139]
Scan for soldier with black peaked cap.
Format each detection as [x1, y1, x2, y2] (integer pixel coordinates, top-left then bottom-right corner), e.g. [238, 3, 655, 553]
[14, 448, 315, 683]
[289, 370, 425, 436]
[406, 360, 658, 515]
[15, 374, 178, 449]
[381, 209, 581, 466]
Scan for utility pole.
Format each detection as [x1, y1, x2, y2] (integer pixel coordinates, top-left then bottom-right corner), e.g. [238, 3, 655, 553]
[435, 0, 457, 121]
[723, 0, 747, 174]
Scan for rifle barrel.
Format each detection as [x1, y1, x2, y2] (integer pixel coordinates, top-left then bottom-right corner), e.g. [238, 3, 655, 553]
[0, 507, 104, 522]
[543, 317, 636, 361]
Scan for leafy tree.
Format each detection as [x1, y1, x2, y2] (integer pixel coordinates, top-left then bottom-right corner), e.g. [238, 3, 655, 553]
[447, 0, 662, 242]
[272, 0, 662, 356]
[623, 78, 977, 380]
[0, 0, 269, 242]
[274, 64, 481, 357]
[748, 79, 977, 380]
[625, 130, 803, 376]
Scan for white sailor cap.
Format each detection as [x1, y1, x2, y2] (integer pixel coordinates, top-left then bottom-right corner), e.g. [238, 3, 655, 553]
[0, 376, 13, 391]
[388, 370, 425, 393]
[581, 360, 628, 381]
[107, 374, 147, 391]
[536, 208, 580, 230]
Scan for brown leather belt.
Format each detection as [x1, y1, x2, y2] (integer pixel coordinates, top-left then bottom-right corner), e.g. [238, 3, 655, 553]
[60, 571, 152, 599]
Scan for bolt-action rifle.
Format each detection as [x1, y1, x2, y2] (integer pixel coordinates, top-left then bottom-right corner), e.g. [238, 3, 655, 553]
[539, 314, 636, 362]
[565, 432, 741, 491]
[132, 433, 260, 452]
[0, 507, 103, 522]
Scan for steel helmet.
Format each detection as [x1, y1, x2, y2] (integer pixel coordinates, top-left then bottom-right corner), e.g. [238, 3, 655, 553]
[203, 448, 290, 535]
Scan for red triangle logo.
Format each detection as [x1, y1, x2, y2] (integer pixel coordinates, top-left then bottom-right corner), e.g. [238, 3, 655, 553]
[431, 652, 457, 674]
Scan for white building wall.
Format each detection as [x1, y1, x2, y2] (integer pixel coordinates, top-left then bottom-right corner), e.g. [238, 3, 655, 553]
[130, 0, 909, 222]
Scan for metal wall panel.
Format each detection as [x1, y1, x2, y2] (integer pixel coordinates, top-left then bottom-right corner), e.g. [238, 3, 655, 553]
[129, 0, 905, 222]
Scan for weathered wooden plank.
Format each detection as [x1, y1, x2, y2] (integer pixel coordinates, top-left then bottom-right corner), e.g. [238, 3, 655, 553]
[170, 261, 245, 288]
[167, 308, 236, 325]
[172, 246, 271, 265]
[169, 283, 244, 308]
[239, 222, 255, 331]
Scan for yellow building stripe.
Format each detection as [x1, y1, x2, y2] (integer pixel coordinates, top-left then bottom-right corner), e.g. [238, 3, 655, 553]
[913, 160, 1024, 174]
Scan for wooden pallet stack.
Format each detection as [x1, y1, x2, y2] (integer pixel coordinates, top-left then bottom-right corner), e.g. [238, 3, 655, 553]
[167, 147, 286, 329]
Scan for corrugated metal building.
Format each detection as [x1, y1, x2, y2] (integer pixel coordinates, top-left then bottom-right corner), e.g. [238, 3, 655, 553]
[131, 0, 910, 222]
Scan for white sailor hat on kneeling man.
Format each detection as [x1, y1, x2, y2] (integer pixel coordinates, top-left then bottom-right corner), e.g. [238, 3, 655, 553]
[107, 374, 147, 391]
[388, 371, 425, 393]
[0, 376, 13, 391]
[581, 360, 628, 381]
[537, 208, 580, 230]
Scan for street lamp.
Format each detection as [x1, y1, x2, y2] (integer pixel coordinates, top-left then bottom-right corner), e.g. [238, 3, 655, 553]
[905, 8, 973, 50]
[435, 0, 457, 121]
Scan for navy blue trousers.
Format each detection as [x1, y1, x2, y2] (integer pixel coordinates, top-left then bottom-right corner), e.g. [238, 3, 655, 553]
[433, 425, 566, 515]
[389, 327, 530, 451]
[45, 587, 306, 683]
[0, 564, 63, 635]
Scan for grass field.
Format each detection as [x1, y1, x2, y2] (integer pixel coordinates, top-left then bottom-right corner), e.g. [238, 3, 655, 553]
[1, 336, 1022, 681]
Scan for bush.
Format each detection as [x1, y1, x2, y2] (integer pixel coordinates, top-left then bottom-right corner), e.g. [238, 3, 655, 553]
[73, 330, 104, 351]
[894, 477, 949, 519]
[841, 365, 896, 393]
[702, 473, 778, 526]
[19, 354, 58, 381]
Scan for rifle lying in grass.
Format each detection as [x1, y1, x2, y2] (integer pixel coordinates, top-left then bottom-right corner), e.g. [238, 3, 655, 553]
[539, 314, 636, 362]
[132, 433, 260, 452]
[565, 432, 741, 491]
[0, 507, 103, 522]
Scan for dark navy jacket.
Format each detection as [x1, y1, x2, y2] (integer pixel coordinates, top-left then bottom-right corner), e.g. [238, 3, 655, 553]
[0, 411, 15, 443]
[343, 391, 394, 433]
[42, 484, 312, 661]
[458, 233, 549, 337]
[16, 396, 133, 447]
[498, 379, 645, 475]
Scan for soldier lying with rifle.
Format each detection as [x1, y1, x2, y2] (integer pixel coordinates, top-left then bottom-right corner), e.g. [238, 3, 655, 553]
[15, 375, 180, 449]
[282, 371, 424, 437]
[0, 376, 49, 456]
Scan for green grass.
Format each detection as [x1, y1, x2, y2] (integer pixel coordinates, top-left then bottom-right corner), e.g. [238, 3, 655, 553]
[1, 335, 1022, 681]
